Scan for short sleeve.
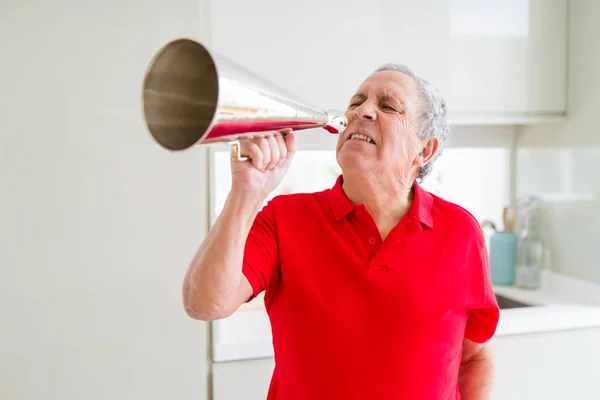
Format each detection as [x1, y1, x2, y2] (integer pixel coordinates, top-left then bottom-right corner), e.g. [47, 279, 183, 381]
[464, 227, 500, 343]
[242, 200, 280, 303]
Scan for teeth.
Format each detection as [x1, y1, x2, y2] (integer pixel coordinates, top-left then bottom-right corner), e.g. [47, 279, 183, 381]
[350, 133, 374, 144]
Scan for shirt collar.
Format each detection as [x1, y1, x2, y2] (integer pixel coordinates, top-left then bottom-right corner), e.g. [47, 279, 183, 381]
[329, 175, 356, 221]
[328, 174, 434, 228]
[411, 180, 434, 228]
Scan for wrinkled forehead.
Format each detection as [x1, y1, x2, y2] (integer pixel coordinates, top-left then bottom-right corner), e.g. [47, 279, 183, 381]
[354, 70, 421, 104]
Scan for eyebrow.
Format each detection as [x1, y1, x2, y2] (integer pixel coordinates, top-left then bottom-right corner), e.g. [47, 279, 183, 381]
[380, 93, 401, 104]
[350, 93, 367, 101]
[350, 92, 402, 104]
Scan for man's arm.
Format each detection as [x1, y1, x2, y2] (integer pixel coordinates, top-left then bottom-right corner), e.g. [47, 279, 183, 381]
[182, 131, 295, 321]
[458, 338, 495, 400]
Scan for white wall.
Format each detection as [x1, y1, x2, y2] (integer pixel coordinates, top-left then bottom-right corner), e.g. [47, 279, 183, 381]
[516, 0, 600, 283]
[0, 1, 211, 399]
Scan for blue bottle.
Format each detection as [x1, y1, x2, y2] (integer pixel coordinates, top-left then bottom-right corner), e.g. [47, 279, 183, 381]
[489, 230, 518, 286]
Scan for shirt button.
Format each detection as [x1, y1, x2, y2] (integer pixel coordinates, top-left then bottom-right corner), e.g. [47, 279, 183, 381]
[368, 237, 377, 245]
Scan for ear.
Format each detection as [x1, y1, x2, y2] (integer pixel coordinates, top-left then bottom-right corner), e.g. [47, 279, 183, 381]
[415, 138, 439, 167]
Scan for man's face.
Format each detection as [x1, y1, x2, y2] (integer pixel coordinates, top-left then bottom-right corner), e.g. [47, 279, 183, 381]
[336, 70, 425, 180]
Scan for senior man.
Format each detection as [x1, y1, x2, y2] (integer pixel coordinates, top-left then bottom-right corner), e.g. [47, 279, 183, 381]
[183, 63, 500, 400]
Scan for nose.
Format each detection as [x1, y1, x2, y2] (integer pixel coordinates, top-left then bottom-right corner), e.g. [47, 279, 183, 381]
[354, 102, 376, 121]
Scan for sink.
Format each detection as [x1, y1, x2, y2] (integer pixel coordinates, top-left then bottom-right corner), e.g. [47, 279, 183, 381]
[495, 293, 534, 309]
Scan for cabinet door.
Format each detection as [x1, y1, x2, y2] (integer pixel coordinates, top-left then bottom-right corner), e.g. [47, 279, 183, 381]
[209, 0, 566, 122]
[494, 328, 600, 400]
[444, 0, 567, 117]
[212, 358, 275, 400]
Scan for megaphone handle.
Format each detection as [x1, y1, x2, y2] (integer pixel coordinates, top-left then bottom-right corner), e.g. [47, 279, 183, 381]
[229, 140, 249, 162]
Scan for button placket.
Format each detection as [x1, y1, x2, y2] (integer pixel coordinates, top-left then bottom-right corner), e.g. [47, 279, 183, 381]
[353, 205, 382, 251]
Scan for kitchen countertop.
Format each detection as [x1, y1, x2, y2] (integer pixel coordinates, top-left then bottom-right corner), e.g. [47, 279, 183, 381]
[493, 271, 600, 336]
[212, 271, 600, 363]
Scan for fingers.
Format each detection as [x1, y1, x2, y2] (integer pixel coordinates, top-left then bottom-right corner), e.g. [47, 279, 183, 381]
[266, 135, 279, 170]
[274, 134, 287, 167]
[235, 130, 295, 170]
[237, 137, 270, 170]
[284, 131, 297, 164]
[238, 140, 264, 170]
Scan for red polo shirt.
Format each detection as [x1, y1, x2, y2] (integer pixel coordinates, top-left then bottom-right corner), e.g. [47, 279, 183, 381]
[242, 175, 499, 400]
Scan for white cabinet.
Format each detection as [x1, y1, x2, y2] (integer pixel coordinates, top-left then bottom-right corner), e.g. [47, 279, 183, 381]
[494, 328, 600, 400]
[212, 358, 274, 400]
[209, 0, 567, 124]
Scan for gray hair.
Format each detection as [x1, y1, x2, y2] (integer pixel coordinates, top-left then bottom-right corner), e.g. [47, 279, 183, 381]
[373, 63, 449, 182]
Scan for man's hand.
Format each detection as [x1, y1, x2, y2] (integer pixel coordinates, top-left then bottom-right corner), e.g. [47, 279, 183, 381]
[458, 339, 495, 399]
[231, 129, 296, 199]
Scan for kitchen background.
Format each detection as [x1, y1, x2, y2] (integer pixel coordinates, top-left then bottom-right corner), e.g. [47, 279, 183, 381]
[1, 0, 599, 399]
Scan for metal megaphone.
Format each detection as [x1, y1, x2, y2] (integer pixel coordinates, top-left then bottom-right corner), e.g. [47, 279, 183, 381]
[141, 38, 348, 153]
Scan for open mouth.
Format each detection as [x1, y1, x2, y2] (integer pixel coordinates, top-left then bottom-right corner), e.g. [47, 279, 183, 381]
[347, 133, 376, 145]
